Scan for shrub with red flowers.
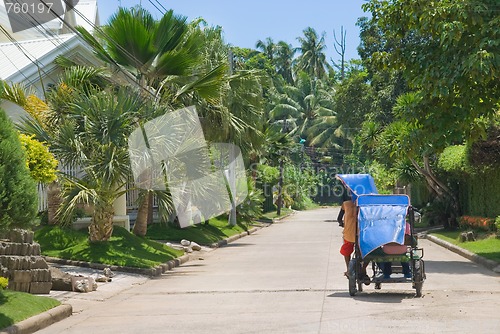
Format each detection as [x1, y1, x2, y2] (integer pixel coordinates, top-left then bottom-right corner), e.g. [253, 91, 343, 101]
[458, 216, 496, 232]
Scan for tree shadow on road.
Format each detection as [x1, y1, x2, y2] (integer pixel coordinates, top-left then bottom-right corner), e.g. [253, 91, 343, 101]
[424, 260, 498, 276]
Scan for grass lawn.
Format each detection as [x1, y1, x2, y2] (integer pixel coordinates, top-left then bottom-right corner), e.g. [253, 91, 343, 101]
[146, 216, 250, 245]
[430, 229, 500, 262]
[0, 290, 60, 329]
[35, 226, 184, 268]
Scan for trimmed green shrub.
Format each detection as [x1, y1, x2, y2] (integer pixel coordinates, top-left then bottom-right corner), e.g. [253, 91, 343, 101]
[0, 108, 38, 233]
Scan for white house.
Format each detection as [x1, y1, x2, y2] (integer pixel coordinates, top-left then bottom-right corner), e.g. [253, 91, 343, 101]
[0, 1, 100, 94]
[0, 1, 130, 228]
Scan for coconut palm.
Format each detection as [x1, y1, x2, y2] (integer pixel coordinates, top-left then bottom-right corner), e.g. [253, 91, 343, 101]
[295, 27, 329, 79]
[255, 37, 276, 61]
[274, 41, 296, 85]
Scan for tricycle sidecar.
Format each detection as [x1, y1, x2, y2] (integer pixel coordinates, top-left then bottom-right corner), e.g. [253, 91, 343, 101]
[336, 174, 426, 297]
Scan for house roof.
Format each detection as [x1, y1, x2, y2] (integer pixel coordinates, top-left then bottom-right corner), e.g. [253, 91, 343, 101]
[0, 34, 76, 82]
[0, 1, 99, 42]
[0, 1, 100, 85]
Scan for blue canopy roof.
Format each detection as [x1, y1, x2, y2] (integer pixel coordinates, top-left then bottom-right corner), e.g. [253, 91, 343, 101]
[335, 174, 378, 201]
[335, 174, 411, 258]
[357, 194, 410, 258]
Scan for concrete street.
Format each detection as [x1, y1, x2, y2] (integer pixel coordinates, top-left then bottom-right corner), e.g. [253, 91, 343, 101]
[37, 207, 500, 333]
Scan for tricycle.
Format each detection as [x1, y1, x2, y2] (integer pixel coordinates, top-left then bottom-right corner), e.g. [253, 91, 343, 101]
[336, 174, 426, 297]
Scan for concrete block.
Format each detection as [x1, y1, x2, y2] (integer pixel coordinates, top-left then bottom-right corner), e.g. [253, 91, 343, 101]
[31, 243, 41, 256]
[21, 243, 30, 255]
[26, 231, 34, 244]
[9, 229, 25, 243]
[29, 281, 52, 294]
[30, 257, 49, 269]
[12, 270, 32, 283]
[9, 281, 30, 293]
[31, 269, 49, 282]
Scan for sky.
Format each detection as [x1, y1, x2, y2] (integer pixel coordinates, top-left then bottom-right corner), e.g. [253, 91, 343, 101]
[98, 0, 370, 63]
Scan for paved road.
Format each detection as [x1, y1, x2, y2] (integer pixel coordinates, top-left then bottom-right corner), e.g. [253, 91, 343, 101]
[38, 208, 500, 333]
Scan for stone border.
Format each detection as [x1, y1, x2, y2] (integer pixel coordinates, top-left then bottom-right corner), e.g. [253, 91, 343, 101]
[421, 234, 500, 273]
[0, 304, 72, 334]
[44, 254, 191, 277]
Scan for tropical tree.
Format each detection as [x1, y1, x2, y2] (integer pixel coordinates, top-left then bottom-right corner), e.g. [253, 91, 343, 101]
[274, 41, 295, 85]
[295, 27, 330, 79]
[0, 108, 38, 233]
[269, 72, 335, 145]
[77, 7, 228, 234]
[52, 87, 142, 241]
[255, 37, 276, 61]
[362, 0, 500, 144]
[359, 0, 500, 224]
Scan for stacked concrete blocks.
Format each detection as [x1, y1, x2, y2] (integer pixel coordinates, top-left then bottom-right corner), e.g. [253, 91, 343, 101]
[0, 229, 52, 294]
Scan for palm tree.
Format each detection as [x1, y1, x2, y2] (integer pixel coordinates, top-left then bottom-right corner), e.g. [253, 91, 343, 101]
[255, 37, 276, 61]
[274, 41, 295, 85]
[295, 27, 329, 79]
[77, 7, 227, 235]
[53, 87, 142, 241]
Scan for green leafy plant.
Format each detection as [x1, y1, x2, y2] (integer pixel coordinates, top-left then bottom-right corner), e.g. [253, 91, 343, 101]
[0, 277, 8, 290]
[18, 134, 58, 184]
[237, 179, 264, 223]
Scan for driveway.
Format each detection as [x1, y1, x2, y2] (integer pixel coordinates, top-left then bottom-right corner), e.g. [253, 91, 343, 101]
[37, 207, 500, 333]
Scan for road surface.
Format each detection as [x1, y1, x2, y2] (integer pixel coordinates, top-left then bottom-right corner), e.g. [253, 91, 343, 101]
[38, 207, 500, 333]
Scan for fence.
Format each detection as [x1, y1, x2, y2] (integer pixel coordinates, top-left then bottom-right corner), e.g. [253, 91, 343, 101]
[37, 166, 157, 213]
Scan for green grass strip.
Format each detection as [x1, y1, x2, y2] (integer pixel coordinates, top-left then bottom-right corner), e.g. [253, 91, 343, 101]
[0, 290, 60, 329]
[146, 217, 249, 245]
[35, 226, 184, 268]
[430, 229, 500, 262]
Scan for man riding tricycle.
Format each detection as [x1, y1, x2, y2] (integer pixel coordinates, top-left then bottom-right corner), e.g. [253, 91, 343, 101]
[336, 174, 426, 297]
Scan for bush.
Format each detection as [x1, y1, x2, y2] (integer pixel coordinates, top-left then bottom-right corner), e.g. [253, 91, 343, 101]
[18, 134, 58, 184]
[0, 108, 38, 233]
[0, 277, 8, 290]
[458, 216, 496, 232]
[496, 216, 500, 236]
[237, 179, 264, 223]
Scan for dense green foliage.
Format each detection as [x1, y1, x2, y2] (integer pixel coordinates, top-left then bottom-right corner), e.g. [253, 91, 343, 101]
[0, 108, 38, 233]
[458, 168, 500, 218]
[438, 145, 469, 174]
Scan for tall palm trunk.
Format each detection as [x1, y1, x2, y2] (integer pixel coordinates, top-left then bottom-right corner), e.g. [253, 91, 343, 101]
[133, 192, 150, 236]
[47, 181, 62, 225]
[89, 204, 115, 242]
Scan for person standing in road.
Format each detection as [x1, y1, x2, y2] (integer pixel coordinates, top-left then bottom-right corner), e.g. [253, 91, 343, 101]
[337, 189, 370, 284]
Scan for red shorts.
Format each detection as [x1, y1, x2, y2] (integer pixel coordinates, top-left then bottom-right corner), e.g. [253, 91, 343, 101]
[340, 239, 354, 256]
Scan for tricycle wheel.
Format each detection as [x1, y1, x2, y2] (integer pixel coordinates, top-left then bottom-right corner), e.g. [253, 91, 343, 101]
[348, 259, 357, 296]
[413, 259, 425, 297]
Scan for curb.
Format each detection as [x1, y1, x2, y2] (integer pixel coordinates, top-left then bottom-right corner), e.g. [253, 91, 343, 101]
[256, 211, 295, 224]
[210, 225, 265, 248]
[0, 304, 72, 334]
[5, 222, 272, 333]
[421, 234, 500, 273]
[44, 253, 191, 278]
